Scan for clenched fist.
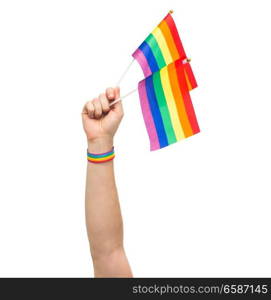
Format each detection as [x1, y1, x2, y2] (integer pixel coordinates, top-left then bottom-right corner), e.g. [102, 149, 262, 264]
[82, 87, 124, 152]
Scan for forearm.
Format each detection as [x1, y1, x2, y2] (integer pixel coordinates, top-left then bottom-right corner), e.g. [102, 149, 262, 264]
[85, 138, 131, 276]
[85, 138, 122, 255]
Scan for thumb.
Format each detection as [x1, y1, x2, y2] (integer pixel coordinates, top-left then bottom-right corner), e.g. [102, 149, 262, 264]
[112, 86, 124, 116]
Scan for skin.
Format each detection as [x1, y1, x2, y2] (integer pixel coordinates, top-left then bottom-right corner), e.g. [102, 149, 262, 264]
[81, 87, 132, 277]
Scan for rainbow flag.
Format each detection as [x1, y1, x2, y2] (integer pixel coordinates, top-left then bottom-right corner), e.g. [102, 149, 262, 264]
[138, 59, 200, 151]
[132, 12, 197, 91]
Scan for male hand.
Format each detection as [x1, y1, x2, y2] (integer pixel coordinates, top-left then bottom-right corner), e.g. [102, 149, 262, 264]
[82, 87, 123, 152]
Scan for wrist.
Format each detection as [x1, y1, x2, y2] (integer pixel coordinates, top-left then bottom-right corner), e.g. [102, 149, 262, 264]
[87, 137, 114, 153]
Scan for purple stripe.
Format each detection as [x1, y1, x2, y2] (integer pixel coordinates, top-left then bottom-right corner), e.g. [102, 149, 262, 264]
[138, 80, 160, 151]
[132, 48, 152, 77]
[87, 147, 114, 156]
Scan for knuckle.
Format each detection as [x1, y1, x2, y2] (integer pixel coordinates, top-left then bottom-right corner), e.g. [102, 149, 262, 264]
[101, 97, 109, 105]
[106, 88, 114, 98]
[102, 99, 110, 107]
[87, 103, 93, 110]
[95, 105, 102, 113]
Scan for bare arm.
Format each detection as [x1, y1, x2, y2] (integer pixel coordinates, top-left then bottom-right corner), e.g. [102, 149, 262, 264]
[82, 87, 132, 277]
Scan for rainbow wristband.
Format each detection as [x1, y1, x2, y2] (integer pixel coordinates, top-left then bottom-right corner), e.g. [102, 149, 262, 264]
[87, 147, 115, 164]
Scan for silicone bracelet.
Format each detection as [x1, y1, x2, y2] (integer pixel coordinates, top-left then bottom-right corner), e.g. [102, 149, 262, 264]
[87, 147, 115, 163]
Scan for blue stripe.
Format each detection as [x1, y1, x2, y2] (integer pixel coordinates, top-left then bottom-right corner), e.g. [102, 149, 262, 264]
[145, 76, 168, 148]
[139, 41, 159, 73]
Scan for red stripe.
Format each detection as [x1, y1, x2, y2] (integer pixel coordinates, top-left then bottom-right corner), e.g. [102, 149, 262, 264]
[184, 63, 198, 89]
[163, 13, 186, 60]
[175, 59, 200, 134]
[164, 13, 198, 89]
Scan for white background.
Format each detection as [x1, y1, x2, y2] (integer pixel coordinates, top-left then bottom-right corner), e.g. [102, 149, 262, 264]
[0, 0, 270, 277]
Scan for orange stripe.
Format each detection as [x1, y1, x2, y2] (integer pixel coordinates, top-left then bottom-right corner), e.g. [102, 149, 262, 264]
[184, 70, 192, 91]
[184, 63, 198, 90]
[167, 63, 194, 137]
[158, 20, 179, 62]
[88, 154, 115, 162]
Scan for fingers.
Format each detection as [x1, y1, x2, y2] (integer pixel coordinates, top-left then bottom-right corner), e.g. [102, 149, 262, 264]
[92, 97, 102, 118]
[82, 93, 110, 120]
[99, 93, 110, 114]
[82, 87, 123, 120]
[82, 101, 95, 119]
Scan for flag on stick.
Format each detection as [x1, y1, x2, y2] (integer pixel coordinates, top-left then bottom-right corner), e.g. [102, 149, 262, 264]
[138, 59, 200, 151]
[132, 11, 197, 90]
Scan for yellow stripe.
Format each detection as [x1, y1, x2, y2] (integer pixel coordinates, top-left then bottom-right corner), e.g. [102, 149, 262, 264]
[88, 154, 115, 161]
[152, 27, 173, 65]
[159, 67, 185, 140]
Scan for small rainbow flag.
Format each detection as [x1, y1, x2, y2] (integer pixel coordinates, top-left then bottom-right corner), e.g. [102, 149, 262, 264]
[132, 11, 197, 91]
[138, 59, 200, 151]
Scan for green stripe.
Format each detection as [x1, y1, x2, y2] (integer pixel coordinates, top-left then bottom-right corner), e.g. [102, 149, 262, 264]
[145, 34, 166, 69]
[152, 72, 177, 144]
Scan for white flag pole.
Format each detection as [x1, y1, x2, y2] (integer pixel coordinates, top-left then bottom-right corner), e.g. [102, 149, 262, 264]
[110, 58, 191, 107]
[109, 88, 137, 107]
[116, 58, 135, 87]
[81, 88, 137, 115]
